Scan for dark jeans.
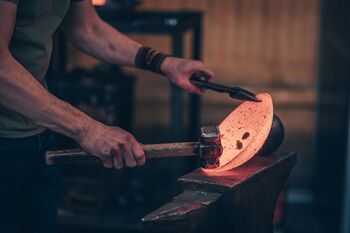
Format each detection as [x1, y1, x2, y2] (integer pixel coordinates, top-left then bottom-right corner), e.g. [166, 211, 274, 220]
[0, 130, 60, 233]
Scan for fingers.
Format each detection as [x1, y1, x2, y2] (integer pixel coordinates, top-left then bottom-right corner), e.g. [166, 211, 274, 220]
[192, 61, 215, 79]
[201, 68, 215, 81]
[104, 144, 138, 169]
[132, 142, 146, 166]
[187, 62, 215, 95]
[187, 82, 205, 95]
[186, 77, 207, 95]
[82, 125, 146, 170]
[108, 134, 145, 169]
[101, 151, 114, 168]
[112, 148, 123, 169]
[120, 143, 137, 168]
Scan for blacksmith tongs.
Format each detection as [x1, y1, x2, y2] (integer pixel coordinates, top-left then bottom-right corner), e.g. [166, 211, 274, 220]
[190, 71, 261, 102]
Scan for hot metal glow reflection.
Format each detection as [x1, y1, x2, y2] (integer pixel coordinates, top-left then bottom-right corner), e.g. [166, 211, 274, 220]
[92, 0, 106, 6]
[203, 93, 273, 173]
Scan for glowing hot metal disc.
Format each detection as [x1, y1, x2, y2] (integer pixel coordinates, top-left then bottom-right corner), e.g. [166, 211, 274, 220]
[203, 93, 273, 173]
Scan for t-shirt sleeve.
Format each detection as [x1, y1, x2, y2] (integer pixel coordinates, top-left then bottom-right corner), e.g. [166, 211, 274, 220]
[0, 0, 19, 4]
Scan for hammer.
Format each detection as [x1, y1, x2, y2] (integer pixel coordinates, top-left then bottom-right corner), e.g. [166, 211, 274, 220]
[45, 126, 223, 169]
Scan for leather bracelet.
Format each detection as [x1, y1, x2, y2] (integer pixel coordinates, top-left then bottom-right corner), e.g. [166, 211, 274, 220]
[135, 46, 169, 75]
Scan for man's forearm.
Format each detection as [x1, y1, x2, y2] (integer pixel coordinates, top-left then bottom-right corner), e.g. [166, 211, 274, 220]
[0, 52, 95, 140]
[65, 17, 141, 67]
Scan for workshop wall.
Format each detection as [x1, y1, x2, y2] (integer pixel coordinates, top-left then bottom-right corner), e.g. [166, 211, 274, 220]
[139, 0, 319, 86]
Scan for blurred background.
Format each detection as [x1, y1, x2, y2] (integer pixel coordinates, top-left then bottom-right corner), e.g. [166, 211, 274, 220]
[46, 0, 350, 232]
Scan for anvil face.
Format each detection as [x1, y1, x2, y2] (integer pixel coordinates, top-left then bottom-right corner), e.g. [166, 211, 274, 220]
[203, 93, 273, 173]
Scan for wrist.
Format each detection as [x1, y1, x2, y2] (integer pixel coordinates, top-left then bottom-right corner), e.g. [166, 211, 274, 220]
[74, 119, 89, 143]
[71, 114, 100, 143]
[160, 56, 172, 76]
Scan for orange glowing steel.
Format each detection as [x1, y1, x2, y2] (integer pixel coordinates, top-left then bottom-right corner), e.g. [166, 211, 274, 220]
[204, 93, 273, 173]
[92, 0, 106, 6]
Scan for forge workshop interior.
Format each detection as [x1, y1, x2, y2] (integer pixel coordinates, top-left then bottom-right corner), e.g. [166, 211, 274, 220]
[0, 0, 350, 233]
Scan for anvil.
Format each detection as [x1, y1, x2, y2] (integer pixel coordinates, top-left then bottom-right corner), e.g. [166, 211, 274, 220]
[142, 151, 297, 233]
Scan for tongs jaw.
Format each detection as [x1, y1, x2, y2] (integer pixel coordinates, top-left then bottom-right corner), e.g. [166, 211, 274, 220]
[190, 71, 261, 102]
[227, 87, 261, 102]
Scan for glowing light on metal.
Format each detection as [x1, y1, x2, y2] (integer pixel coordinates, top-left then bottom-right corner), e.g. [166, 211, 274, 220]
[92, 0, 106, 6]
[203, 93, 273, 173]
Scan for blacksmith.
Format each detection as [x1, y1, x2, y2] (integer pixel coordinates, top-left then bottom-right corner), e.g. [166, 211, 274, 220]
[0, 0, 214, 232]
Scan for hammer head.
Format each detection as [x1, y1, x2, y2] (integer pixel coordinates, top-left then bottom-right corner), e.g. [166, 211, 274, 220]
[199, 126, 223, 169]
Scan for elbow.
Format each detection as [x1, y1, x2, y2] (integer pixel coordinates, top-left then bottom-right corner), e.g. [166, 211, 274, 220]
[0, 46, 12, 70]
[66, 26, 96, 49]
[0, 45, 16, 81]
[64, 26, 90, 44]
[0, 45, 11, 60]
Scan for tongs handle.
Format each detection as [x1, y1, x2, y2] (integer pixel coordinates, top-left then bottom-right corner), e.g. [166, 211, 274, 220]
[190, 71, 261, 102]
[190, 71, 229, 93]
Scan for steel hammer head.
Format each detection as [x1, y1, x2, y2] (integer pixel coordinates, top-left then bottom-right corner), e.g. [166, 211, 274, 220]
[199, 126, 223, 169]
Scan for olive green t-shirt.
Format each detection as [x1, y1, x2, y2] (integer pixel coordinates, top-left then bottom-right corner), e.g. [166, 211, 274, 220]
[0, 0, 81, 138]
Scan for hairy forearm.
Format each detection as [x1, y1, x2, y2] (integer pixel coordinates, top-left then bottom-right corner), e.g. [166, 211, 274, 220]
[65, 18, 141, 67]
[0, 52, 96, 140]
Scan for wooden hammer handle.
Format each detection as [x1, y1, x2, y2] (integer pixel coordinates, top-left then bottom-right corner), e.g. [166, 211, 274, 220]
[45, 142, 199, 165]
